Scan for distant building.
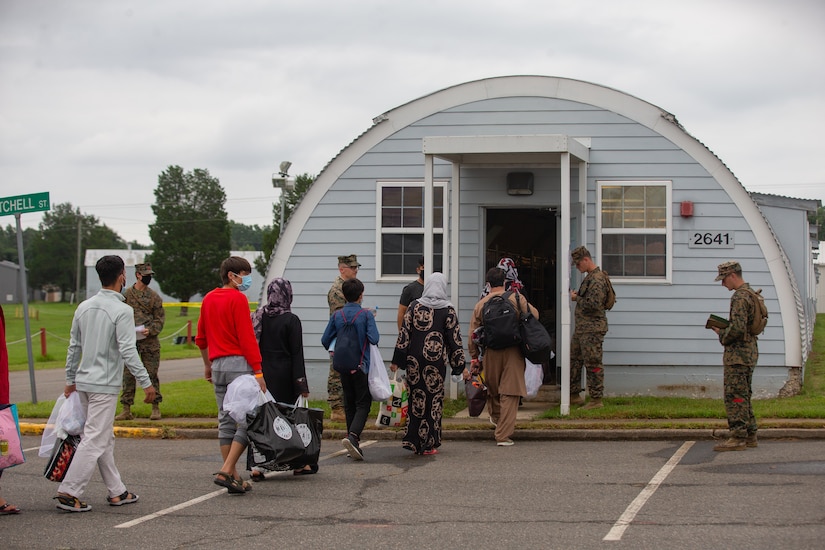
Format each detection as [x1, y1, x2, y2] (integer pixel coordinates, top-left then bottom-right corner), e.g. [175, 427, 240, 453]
[0, 260, 22, 303]
[84, 249, 265, 303]
[816, 242, 825, 314]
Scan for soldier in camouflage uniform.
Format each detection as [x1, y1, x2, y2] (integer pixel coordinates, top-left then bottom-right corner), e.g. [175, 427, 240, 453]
[711, 261, 758, 451]
[117, 263, 166, 420]
[327, 254, 361, 422]
[569, 246, 609, 409]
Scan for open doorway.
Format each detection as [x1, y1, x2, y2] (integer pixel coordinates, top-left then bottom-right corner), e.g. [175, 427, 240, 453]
[485, 207, 558, 383]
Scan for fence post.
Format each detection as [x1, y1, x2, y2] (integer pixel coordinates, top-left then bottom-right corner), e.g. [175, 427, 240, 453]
[187, 320, 192, 344]
[40, 327, 47, 357]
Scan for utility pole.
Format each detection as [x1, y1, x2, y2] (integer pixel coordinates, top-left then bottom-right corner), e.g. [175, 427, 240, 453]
[75, 208, 82, 303]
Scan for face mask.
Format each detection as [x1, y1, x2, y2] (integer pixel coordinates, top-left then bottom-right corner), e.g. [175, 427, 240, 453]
[141, 275, 152, 285]
[237, 274, 253, 292]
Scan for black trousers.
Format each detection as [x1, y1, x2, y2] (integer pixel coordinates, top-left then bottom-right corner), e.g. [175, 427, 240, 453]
[340, 369, 371, 438]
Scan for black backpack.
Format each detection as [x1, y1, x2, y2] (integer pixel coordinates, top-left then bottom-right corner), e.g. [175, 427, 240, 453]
[482, 291, 521, 350]
[331, 308, 367, 374]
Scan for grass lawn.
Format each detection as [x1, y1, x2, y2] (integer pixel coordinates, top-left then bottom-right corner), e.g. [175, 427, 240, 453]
[9, 303, 825, 422]
[4, 302, 214, 370]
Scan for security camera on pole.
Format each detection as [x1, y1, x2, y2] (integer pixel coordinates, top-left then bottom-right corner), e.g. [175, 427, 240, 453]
[271, 161, 295, 236]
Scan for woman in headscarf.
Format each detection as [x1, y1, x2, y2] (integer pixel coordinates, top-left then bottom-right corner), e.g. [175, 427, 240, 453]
[251, 278, 316, 476]
[480, 257, 524, 298]
[390, 273, 468, 455]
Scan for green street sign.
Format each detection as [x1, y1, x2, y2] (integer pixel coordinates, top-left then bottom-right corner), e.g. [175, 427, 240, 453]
[0, 191, 50, 217]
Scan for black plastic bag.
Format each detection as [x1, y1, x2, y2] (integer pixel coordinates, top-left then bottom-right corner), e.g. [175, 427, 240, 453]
[465, 375, 488, 417]
[275, 400, 324, 469]
[246, 401, 306, 470]
[516, 294, 552, 364]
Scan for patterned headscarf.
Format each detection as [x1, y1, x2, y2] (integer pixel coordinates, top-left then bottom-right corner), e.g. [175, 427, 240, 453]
[480, 257, 524, 297]
[252, 278, 293, 340]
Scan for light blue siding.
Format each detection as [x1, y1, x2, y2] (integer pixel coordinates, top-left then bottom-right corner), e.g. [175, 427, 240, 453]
[273, 82, 800, 398]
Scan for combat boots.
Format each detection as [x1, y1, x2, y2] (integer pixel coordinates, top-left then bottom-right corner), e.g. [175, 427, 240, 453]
[570, 394, 585, 406]
[150, 404, 162, 420]
[330, 408, 346, 422]
[714, 437, 747, 452]
[115, 405, 133, 421]
[745, 433, 758, 448]
[581, 398, 603, 410]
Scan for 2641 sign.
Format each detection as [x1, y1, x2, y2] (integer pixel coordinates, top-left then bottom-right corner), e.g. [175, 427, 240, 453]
[689, 231, 734, 248]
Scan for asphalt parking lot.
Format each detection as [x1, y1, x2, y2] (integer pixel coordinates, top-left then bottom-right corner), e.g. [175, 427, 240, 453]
[3, 435, 825, 549]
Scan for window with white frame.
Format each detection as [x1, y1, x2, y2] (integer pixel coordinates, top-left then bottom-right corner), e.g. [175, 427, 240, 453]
[598, 181, 671, 280]
[378, 182, 445, 277]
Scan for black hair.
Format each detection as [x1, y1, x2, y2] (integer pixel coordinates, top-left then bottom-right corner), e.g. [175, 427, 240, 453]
[96, 255, 125, 286]
[486, 266, 506, 287]
[342, 277, 365, 303]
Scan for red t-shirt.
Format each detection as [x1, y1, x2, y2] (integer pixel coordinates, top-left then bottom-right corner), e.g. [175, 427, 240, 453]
[196, 288, 262, 372]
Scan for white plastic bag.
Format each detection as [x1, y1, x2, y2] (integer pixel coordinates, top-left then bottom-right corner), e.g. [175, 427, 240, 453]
[368, 344, 392, 401]
[39, 394, 67, 457]
[56, 391, 85, 436]
[224, 374, 263, 423]
[524, 358, 543, 398]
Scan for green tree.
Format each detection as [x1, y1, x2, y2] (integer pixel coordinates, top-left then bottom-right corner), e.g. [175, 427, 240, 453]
[811, 206, 824, 240]
[230, 221, 270, 251]
[27, 203, 125, 295]
[149, 166, 230, 307]
[255, 172, 315, 275]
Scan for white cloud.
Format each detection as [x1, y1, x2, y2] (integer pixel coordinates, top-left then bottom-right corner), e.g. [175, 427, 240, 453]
[1, 0, 823, 244]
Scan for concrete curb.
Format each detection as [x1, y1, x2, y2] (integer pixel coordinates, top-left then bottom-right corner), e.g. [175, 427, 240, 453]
[20, 422, 825, 442]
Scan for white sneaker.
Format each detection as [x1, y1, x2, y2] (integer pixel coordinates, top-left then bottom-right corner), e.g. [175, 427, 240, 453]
[496, 439, 514, 447]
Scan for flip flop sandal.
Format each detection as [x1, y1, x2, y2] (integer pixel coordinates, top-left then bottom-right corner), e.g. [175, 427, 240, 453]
[0, 503, 21, 515]
[54, 494, 91, 513]
[250, 470, 268, 482]
[107, 491, 139, 506]
[293, 464, 319, 476]
[213, 472, 245, 494]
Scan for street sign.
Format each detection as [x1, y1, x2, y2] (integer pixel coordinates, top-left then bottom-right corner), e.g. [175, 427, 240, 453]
[0, 191, 50, 217]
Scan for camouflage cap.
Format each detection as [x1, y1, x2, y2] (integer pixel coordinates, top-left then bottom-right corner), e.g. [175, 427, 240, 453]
[338, 254, 361, 268]
[135, 263, 155, 275]
[714, 260, 741, 281]
[570, 246, 591, 263]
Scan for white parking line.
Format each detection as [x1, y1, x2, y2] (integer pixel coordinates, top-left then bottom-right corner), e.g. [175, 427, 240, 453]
[114, 440, 375, 529]
[603, 440, 695, 542]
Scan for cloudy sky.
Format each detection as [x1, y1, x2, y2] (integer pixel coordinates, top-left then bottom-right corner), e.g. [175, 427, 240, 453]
[1, 0, 823, 245]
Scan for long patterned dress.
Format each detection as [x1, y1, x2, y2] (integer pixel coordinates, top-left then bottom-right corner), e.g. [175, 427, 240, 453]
[392, 301, 465, 453]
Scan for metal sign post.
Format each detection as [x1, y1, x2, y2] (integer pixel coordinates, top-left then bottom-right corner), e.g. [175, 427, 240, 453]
[2, 191, 51, 404]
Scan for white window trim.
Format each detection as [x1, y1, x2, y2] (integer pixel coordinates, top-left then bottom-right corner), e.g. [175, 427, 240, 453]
[596, 180, 673, 284]
[375, 181, 447, 282]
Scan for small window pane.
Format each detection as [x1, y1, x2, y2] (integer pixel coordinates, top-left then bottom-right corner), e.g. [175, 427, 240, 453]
[382, 208, 401, 228]
[404, 187, 423, 207]
[383, 187, 402, 207]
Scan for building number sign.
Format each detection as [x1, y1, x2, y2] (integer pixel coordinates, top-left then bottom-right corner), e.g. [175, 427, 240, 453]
[688, 231, 734, 248]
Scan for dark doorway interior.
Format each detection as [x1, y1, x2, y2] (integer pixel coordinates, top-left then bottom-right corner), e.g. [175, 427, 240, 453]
[485, 208, 558, 384]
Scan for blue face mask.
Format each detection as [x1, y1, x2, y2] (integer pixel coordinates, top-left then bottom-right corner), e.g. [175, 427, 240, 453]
[237, 274, 253, 292]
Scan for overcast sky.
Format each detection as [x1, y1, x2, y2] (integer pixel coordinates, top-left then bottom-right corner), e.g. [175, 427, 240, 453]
[1, 0, 823, 245]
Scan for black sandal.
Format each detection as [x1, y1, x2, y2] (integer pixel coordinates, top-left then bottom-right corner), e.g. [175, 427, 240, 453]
[213, 472, 245, 494]
[54, 494, 91, 512]
[107, 491, 139, 506]
[293, 464, 319, 476]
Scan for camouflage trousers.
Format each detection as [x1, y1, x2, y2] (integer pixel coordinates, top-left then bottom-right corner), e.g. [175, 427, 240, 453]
[723, 362, 757, 438]
[327, 360, 344, 411]
[121, 340, 162, 405]
[570, 330, 606, 399]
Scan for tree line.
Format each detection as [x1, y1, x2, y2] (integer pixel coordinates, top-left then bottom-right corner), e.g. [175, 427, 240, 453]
[1, 165, 314, 302]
